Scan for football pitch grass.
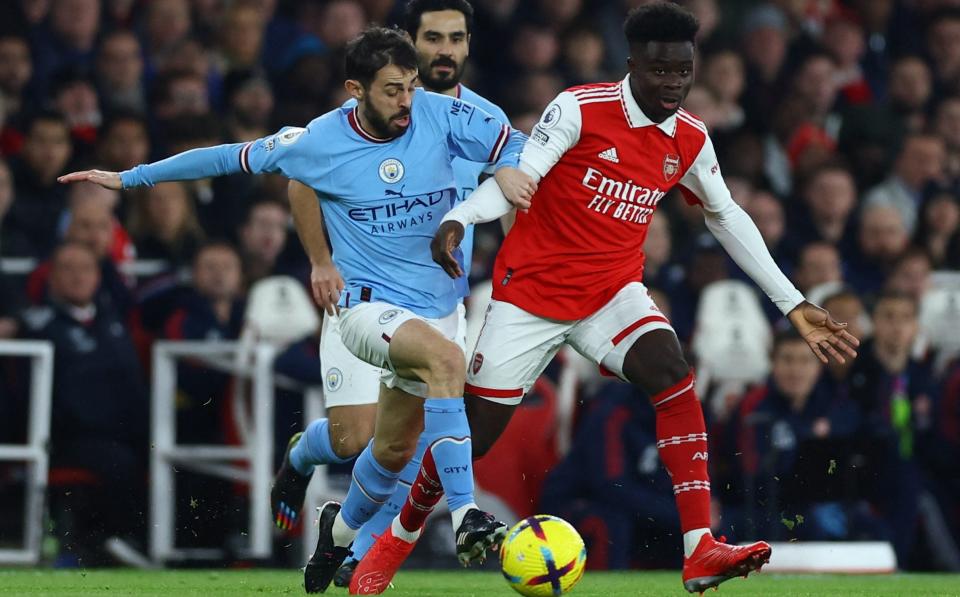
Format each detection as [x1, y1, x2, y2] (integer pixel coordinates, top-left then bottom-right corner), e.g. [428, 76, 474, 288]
[1, 569, 959, 596]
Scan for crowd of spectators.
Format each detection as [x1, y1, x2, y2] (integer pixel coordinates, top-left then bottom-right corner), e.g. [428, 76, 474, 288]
[0, 0, 957, 572]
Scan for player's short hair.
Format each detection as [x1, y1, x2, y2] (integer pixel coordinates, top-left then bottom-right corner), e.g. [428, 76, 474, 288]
[345, 27, 418, 88]
[403, 0, 474, 39]
[623, 1, 699, 47]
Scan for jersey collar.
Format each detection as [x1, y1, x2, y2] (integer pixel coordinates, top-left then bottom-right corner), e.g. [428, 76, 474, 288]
[620, 74, 678, 137]
[348, 106, 392, 143]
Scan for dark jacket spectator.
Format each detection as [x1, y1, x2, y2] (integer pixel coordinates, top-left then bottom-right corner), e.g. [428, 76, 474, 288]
[19, 242, 147, 565]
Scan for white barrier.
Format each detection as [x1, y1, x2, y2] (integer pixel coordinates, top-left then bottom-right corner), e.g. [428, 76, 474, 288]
[149, 340, 328, 563]
[0, 340, 54, 565]
[761, 541, 897, 573]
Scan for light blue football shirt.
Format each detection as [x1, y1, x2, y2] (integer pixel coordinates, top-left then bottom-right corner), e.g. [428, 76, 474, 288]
[343, 83, 510, 296]
[451, 84, 510, 291]
[120, 88, 524, 318]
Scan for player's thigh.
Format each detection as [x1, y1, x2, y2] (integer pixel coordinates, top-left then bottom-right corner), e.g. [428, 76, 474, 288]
[389, 318, 464, 379]
[568, 282, 684, 390]
[466, 299, 569, 406]
[338, 301, 461, 396]
[371, 384, 425, 471]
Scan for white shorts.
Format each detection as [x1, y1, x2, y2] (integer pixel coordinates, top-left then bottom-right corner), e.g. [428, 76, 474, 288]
[466, 282, 673, 405]
[331, 301, 466, 400]
[319, 312, 383, 408]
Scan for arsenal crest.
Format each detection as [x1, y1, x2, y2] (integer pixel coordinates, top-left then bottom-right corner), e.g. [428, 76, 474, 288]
[663, 154, 680, 181]
[472, 353, 484, 375]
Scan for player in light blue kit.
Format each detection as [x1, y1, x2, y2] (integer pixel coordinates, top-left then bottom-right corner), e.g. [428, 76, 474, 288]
[58, 27, 534, 594]
[280, 1, 512, 588]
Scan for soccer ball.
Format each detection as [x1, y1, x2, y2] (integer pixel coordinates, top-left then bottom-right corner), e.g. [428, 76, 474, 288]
[500, 515, 587, 597]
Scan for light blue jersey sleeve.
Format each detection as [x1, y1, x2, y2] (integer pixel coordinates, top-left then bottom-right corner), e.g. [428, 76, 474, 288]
[417, 90, 526, 172]
[449, 85, 512, 296]
[119, 125, 320, 188]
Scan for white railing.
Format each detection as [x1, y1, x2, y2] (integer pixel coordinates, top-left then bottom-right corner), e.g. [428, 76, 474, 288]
[0, 340, 53, 565]
[0, 258, 173, 278]
[150, 340, 332, 564]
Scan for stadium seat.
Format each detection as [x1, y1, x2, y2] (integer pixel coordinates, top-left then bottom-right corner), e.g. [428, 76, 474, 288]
[232, 276, 320, 442]
[919, 285, 960, 374]
[240, 275, 320, 349]
[691, 280, 772, 387]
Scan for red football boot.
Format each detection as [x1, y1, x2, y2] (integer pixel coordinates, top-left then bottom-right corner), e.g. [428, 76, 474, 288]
[682, 534, 772, 594]
[348, 527, 418, 595]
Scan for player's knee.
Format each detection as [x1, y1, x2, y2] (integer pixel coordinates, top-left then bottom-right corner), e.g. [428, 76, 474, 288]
[426, 345, 466, 388]
[661, 356, 690, 388]
[626, 352, 690, 395]
[372, 437, 417, 472]
[637, 357, 690, 395]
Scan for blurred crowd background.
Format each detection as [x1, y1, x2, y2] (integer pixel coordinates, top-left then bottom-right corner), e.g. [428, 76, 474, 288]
[0, 0, 959, 573]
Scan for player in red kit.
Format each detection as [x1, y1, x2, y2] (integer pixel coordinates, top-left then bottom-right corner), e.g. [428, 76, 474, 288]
[355, 3, 860, 594]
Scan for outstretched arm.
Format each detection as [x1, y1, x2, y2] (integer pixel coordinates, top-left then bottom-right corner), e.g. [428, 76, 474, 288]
[679, 136, 859, 364]
[59, 126, 312, 189]
[60, 143, 251, 189]
[287, 180, 342, 316]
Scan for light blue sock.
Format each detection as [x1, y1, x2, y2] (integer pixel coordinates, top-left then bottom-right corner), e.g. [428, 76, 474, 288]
[423, 398, 475, 513]
[340, 441, 400, 530]
[349, 435, 425, 561]
[290, 418, 355, 475]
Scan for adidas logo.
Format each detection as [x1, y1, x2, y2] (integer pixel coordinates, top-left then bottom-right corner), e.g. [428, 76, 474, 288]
[598, 147, 620, 163]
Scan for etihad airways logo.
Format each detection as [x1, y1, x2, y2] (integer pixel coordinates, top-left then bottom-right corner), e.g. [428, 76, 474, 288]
[581, 167, 666, 206]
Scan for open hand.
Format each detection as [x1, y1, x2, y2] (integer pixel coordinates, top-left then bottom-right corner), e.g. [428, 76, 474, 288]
[431, 220, 466, 278]
[58, 170, 123, 189]
[494, 167, 537, 211]
[787, 301, 860, 364]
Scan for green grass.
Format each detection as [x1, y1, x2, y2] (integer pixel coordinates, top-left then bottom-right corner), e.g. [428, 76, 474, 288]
[0, 570, 958, 596]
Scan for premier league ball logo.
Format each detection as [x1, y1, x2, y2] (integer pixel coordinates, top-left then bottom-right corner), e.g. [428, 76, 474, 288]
[663, 154, 680, 181]
[379, 158, 405, 184]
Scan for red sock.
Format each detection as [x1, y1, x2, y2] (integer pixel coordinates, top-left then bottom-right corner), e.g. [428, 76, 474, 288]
[651, 371, 711, 533]
[398, 444, 445, 532]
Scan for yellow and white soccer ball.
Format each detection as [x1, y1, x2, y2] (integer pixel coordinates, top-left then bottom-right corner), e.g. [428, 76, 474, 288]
[500, 515, 587, 597]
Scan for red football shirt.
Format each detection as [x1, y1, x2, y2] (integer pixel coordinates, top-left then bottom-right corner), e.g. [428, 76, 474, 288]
[492, 77, 722, 320]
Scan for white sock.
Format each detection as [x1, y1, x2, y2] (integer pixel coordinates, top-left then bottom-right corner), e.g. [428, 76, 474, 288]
[683, 528, 711, 558]
[451, 503, 478, 531]
[331, 512, 357, 548]
[390, 516, 422, 543]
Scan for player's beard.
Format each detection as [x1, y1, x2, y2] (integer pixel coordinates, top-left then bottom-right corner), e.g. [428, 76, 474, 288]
[363, 104, 411, 138]
[419, 56, 464, 92]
